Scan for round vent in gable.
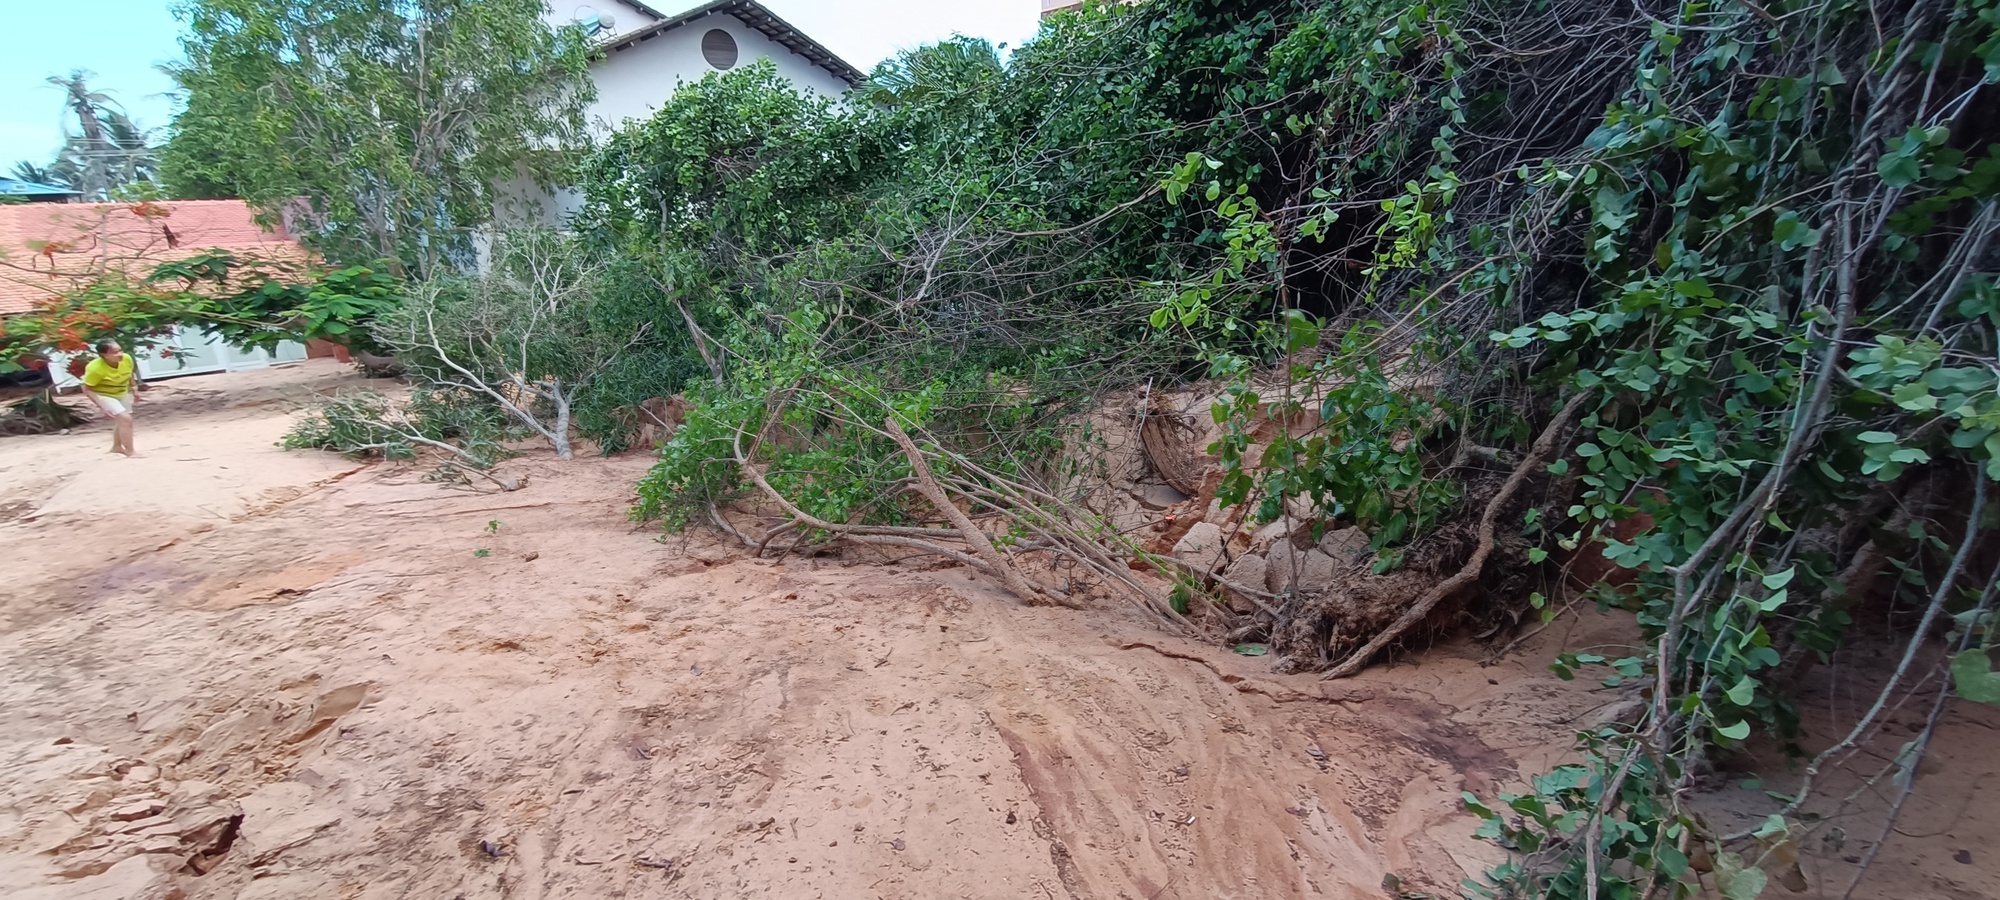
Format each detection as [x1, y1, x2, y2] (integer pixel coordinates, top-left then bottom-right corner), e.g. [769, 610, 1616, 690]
[702, 29, 739, 70]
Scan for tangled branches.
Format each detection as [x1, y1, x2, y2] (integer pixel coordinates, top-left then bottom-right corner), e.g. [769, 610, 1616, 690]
[1124, 0, 1998, 895]
[593, 1, 1993, 893]
[686, 378, 1193, 630]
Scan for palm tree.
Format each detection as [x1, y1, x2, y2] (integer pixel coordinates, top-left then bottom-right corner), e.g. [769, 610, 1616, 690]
[9, 161, 67, 187]
[47, 70, 127, 199]
[83, 111, 159, 189]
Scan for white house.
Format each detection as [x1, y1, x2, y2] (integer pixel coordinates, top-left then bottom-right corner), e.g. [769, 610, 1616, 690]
[558, 0, 861, 123]
[497, 0, 864, 230]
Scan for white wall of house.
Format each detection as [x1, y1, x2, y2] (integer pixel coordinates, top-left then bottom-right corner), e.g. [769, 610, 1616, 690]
[485, 4, 856, 247]
[588, 13, 852, 134]
[489, 10, 854, 237]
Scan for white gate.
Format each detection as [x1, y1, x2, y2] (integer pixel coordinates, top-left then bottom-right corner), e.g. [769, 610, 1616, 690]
[135, 325, 309, 380]
[52, 325, 311, 388]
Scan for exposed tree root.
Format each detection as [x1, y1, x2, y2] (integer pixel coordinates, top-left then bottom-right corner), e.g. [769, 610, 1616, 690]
[1320, 392, 1586, 680]
[1, 389, 88, 435]
[1138, 386, 1204, 496]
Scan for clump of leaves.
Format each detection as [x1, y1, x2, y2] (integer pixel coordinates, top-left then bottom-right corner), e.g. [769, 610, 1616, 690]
[1129, 0, 1998, 896]
[372, 230, 646, 460]
[282, 389, 512, 468]
[1, 251, 406, 376]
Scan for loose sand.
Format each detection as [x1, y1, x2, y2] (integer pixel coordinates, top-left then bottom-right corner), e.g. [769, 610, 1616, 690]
[0, 360, 1990, 899]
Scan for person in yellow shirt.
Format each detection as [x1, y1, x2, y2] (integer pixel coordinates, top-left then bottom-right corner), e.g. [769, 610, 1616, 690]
[80, 339, 140, 456]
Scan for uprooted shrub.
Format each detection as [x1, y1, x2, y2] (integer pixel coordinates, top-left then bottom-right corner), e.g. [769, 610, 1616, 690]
[0, 386, 88, 436]
[282, 388, 515, 468]
[370, 230, 648, 459]
[1138, 0, 2000, 895]
[554, 0, 1997, 893]
[633, 344, 1193, 627]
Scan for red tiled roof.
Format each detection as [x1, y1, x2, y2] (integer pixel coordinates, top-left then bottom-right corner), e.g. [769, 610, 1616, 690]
[0, 200, 310, 316]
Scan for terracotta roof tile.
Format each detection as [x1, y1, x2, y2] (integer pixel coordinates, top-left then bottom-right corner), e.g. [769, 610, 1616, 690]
[0, 200, 308, 316]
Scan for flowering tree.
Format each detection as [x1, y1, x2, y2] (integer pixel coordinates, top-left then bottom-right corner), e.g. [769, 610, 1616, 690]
[1, 251, 402, 380]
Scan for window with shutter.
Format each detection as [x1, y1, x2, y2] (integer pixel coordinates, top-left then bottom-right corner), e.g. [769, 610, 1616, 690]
[701, 29, 738, 70]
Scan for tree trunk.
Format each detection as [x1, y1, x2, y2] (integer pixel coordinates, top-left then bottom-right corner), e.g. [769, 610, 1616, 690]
[550, 383, 573, 460]
[673, 295, 725, 381]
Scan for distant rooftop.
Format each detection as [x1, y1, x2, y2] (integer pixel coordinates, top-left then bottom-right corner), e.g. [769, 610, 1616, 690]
[0, 200, 306, 316]
[0, 178, 81, 201]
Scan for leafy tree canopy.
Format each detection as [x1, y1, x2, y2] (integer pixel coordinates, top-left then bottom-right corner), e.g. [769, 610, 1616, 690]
[161, 0, 598, 278]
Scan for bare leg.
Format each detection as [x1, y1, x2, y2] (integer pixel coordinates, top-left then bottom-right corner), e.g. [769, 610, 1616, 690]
[113, 414, 135, 456]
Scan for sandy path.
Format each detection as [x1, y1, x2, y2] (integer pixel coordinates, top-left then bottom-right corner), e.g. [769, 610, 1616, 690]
[1, 360, 1987, 900]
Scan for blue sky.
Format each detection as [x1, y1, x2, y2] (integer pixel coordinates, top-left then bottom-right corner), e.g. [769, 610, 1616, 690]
[2, 1, 184, 169]
[2, 0, 1043, 173]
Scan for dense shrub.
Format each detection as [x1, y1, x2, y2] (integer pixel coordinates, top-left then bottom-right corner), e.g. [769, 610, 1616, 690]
[558, 1, 2000, 894]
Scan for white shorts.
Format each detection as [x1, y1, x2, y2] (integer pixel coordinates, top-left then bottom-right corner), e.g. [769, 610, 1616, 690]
[93, 394, 134, 417]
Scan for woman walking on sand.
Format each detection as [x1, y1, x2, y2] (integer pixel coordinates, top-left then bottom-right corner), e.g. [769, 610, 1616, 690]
[79, 339, 140, 456]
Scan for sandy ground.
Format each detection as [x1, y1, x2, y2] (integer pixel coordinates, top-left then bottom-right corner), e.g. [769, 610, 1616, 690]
[0, 359, 1992, 900]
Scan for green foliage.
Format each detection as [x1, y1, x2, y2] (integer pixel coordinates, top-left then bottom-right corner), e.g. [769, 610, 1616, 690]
[576, 0, 1462, 403]
[1085, 0, 2000, 894]
[164, 0, 596, 275]
[569, 345, 708, 455]
[631, 298, 1078, 537]
[281, 388, 510, 466]
[582, 17, 1239, 525]
[1464, 735, 1696, 900]
[152, 251, 403, 352]
[0, 250, 404, 373]
[1949, 646, 2000, 704]
[570, 6, 1994, 893]
[10, 160, 65, 189]
[631, 383, 756, 529]
[1209, 320, 1462, 558]
[373, 230, 644, 459]
[1951, 608, 2000, 704]
[1476, 7, 1998, 846]
[575, 60, 881, 255]
[858, 37, 1005, 110]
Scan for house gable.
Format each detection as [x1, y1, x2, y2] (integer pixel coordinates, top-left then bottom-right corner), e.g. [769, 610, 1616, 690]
[600, 1, 862, 88]
[584, 5, 855, 133]
[543, 0, 664, 40]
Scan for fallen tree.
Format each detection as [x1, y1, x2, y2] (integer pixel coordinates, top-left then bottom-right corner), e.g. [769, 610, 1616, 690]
[369, 231, 648, 461]
[600, 0, 1999, 896]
